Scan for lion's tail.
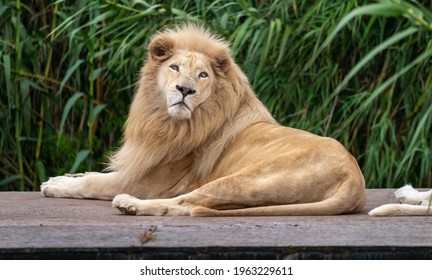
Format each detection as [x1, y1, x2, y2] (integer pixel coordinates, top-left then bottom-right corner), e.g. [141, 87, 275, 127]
[368, 204, 432, 216]
[190, 193, 363, 217]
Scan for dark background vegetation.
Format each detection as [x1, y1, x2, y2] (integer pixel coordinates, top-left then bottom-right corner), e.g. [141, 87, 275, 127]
[1, 0, 431, 191]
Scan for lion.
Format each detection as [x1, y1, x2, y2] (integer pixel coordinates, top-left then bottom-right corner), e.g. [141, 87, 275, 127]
[369, 185, 432, 216]
[41, 23, 366, 216]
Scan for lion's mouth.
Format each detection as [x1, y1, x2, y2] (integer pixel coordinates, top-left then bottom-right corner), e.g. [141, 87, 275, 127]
[172, 101, 190, 110]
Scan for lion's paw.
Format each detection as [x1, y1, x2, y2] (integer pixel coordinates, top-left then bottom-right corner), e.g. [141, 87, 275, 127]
[41, 175, 84, 198]
[112, 195, 170, 216]
[112, 194, 141, 215]
[394, 184, 416, 204]
[394, 184, 429, 206]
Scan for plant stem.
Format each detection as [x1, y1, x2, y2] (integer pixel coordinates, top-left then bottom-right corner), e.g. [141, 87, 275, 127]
[14, 0, 24, 191]
[35, 2, 59, 189]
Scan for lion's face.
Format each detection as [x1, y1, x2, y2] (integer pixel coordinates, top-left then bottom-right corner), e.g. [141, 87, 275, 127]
[157, 50, 214, 120]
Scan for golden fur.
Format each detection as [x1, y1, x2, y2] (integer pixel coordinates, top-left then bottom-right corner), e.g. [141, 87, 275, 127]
[41, 23, 366, 216]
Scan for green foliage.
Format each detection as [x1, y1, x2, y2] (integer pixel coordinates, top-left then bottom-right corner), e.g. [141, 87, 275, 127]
[1, 0, 431, 190]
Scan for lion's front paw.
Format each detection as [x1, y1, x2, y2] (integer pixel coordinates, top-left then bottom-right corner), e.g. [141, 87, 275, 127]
[40, 175, 84, 198]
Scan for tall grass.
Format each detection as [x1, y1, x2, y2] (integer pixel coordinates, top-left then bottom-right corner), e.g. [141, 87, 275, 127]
[1, 0, 431, 190]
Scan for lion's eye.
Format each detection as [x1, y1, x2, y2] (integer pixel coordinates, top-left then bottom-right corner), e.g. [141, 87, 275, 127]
[199, 72, 208, 79]
[169, 64, 179, 72]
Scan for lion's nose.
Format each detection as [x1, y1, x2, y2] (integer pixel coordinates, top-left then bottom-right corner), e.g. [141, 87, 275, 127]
[176, 85, 196, 97]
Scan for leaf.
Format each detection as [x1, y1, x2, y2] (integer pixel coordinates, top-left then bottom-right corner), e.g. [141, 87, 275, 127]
[220, 13, 228, 29]
[0, 175, 22, 187]
[3, 54, 11, 117]
[92, 68, 104, 81]
[69, 149, 90, 174]
[138, 226, 157, 245]
[59, 59, 84, 95]
[415, 3, 432, 23]
[35, 160, 47, 182]
[89, 103, 106, 125]
[57, 92, 84, 145]
[94, 47, 112, 59]
[86, 10, 116, 28]
[275, 25, 292, 67]
[0, 5, 9, 18]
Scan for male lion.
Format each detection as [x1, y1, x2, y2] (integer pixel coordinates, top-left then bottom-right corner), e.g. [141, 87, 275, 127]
[41, 24, 365, 216]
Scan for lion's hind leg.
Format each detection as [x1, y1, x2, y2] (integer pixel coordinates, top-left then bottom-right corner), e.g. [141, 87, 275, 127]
[112, 164, 364, 216]
[111, 171, 268, 216]
[111, 188, 348, 217]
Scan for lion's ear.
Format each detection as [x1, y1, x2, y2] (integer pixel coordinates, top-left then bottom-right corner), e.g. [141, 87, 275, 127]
[149, 36, 174, 61]
[212, 50, 231, 74]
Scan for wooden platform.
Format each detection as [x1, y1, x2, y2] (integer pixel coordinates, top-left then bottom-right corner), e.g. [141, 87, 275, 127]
[1, 190, 431, 260]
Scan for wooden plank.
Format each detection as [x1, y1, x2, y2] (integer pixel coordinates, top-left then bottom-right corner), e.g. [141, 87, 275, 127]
[1, 190, 431, 259]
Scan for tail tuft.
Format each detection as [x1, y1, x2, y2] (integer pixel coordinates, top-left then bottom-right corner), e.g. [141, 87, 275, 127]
[368, 204, 402, 216]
